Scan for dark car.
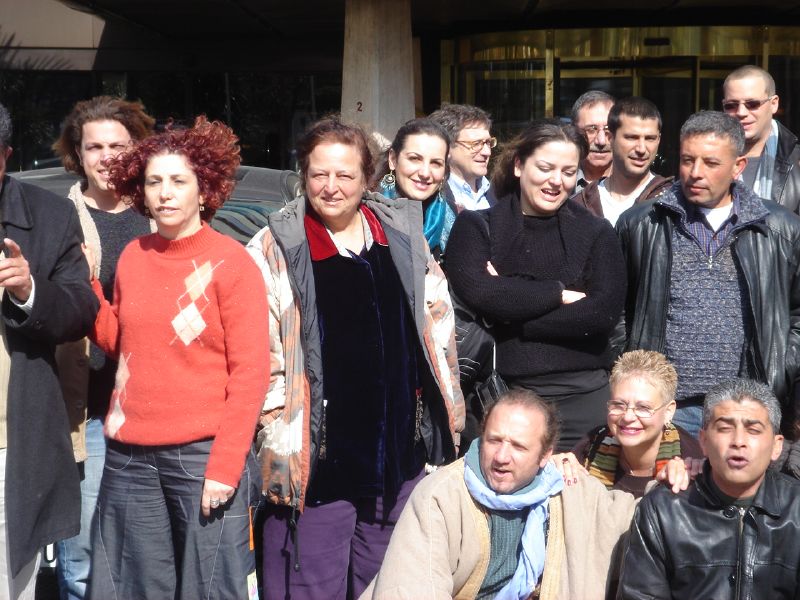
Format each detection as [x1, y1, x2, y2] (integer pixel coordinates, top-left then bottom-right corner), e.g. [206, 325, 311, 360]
[11, 165, 301, 245]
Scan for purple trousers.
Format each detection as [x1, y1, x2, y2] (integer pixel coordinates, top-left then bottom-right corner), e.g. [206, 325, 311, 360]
[261, 470, 424, 600]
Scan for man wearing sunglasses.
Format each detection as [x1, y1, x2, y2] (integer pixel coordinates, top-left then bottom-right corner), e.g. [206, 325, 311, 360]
[722, 65, 800, 212]
[429, 103, 498, 219]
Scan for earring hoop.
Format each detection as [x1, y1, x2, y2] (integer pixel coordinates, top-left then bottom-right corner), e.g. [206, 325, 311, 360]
[381, 170, 396, 187]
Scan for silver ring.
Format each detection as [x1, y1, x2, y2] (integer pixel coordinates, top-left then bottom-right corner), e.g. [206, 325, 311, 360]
[210, 499, 220, 507]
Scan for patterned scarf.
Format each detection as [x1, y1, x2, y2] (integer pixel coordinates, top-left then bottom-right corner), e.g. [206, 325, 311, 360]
[379, 180, 447, 251]
[583, 423, 682, 489]
[753, 119, 779, 201]
[464, 439, 564, 600]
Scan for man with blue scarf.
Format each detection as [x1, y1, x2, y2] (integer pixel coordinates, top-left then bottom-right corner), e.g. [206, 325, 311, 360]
[361, 389, 689, 600]
[722, 65, 800, 213]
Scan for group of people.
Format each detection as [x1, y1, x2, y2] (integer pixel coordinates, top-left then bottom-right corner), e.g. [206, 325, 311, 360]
[0, 60, 799, 600]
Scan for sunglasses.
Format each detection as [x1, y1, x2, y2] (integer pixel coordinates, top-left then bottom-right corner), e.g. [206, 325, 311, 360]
[721, 97, 773, 112]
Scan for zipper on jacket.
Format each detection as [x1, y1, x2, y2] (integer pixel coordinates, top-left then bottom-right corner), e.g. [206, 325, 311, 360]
[289, 500, 301, 572]
[319, 399, 328, 460]
[735, 506, 745, 599]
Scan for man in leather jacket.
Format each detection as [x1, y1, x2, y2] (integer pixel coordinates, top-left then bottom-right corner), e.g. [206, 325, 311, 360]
[617, 378, 800, 600]
[722, 65, 800, 213]
[616, 111, 800, 436]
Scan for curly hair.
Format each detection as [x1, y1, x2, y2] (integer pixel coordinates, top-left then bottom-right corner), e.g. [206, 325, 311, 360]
[53, 96, 155, 179]
[108, 116, 240, 220]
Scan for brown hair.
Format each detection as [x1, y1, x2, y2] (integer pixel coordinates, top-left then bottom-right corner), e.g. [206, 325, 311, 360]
[295, 116, 374, 189]
[491, 119, 587, 199]
[53, 96, 155, 179]
[482, 388, 560, 453]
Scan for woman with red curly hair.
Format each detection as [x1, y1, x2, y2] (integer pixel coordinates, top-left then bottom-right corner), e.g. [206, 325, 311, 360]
[86, 116, 270, 600]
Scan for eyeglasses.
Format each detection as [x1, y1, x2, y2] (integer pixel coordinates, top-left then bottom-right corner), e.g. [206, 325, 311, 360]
[580, 124, 610, 138]
[454, 137, 497, 153]
[721, 97, 774, 112]
[607, 399, 671, 419]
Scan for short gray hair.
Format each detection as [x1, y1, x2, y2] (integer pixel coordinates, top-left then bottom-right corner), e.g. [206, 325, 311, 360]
[570, 90, 615, 125]
[680, 111, 745, 156]
[703, 378, 781, 432]
[0, 102, 12, 150]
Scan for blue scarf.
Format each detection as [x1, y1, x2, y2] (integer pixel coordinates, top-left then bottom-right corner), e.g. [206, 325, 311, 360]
[753, 119, 779, 200]
[464, 438, 564, 600]
[380, 180, 447, 251]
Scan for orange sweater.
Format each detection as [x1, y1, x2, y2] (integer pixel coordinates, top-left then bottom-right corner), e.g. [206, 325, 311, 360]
[91, 224, 270, 486]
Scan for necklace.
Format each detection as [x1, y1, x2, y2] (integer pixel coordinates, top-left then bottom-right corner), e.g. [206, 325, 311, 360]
[620, 454, 655, 477]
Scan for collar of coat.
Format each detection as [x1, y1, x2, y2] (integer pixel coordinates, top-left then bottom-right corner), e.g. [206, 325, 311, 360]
[304, 203, 388, 261]
[268, 190, 423, 253]
[0, 175, 35, 230]
[696, 460, 782, 518]
[656, 180, 769, 232]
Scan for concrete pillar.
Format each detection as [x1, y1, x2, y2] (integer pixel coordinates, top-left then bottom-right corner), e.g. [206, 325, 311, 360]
[341, 0, 415, 146]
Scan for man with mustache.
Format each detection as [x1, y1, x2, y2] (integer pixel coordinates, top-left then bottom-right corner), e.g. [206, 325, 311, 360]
[618, 378, 800, 600]
[722, 65, 800, 213]
[571, 90, 615, 194]
[573, 97, 672, 226]
[616, 111, 800, 437]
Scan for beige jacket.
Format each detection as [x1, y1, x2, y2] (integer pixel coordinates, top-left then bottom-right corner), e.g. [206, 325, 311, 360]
[362, 459, 638, 600]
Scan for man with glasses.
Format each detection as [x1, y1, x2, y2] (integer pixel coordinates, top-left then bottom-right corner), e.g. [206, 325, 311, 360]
[722, 64, 800, 212]
[571, 90, 616, 194]
[616, 111, 800, 437]
[618, 378, 800, 600]
[429, 103, 497, 220]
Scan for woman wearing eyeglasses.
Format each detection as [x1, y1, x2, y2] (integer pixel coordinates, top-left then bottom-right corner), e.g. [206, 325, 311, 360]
[374, 118, 452, 258]
[556, 350, 702, 498]
[445, 119, 627, 452]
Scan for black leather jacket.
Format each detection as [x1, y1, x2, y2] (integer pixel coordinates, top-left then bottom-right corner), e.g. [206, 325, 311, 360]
[771, 121, 800, 214]
[617, 466, 800, 600]
[616, 181, 800, 408]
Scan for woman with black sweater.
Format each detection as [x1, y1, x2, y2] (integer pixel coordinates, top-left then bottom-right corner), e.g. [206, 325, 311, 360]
[445, 119, 627, 451]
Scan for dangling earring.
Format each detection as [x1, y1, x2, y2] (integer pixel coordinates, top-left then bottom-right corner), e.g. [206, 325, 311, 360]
[144, 206, 151, 218]
[199, 204, 206, 212]
[381, 170, 396, 187]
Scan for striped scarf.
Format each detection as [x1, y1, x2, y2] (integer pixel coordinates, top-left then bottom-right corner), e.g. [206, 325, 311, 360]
[583, 423, 682, 489]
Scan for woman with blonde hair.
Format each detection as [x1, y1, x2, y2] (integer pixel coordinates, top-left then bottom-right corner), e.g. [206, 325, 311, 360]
[557, 350, 703, 497]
